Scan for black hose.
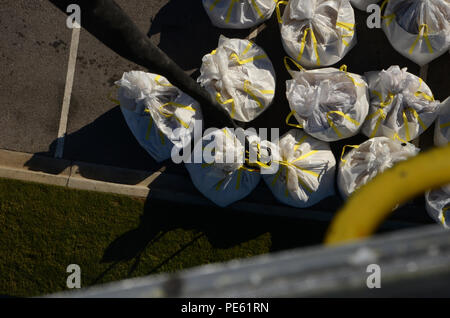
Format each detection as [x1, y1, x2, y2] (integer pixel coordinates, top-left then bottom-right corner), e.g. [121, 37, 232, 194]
[48, 0, 238, 130]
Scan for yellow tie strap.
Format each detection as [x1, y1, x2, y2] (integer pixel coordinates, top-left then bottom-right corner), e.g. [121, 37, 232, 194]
[382, 13, 395, 26]
[286, 110, 304, 129]
[243, 80, 273, 109]
[367, 108, 387, 138]
[216, 93, 236, 119]
[402, 110, 410, 141]
[251, 0, 264, 19]
[211, 165, 258, 192]
[229, 52, 268, 65]
[367, 91, 395, 137]
[440, 121, 450, 130]
[225, 0, 238, 23]
[380, 0, 395, 26]
[298, 27, 321, 66]
[415, 78, 435, 101]
[294, 135, 308, 152]
[154, 75, 173, 87]
[241, 41, 253, 56]
[339, 65, 365, 87]
[326, 111, 360, 138]
[284, 56, 305, 73]
[340, 145, 360, 164]
[271, 151, 320, 196]
[336, 21, 355, 47]
[276, 0, 288, 24]
[442, 206, 449, 226]
[209, 0, 221, 11]
[409, 24, 433, 55]
[157, 102, 196, 129]
[398, 107, 428, 141]
[144, 115, 166, 145]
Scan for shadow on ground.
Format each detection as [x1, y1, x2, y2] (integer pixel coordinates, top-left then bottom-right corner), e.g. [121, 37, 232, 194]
[94, 198, 331, 283]
[148, 0, 251, 73]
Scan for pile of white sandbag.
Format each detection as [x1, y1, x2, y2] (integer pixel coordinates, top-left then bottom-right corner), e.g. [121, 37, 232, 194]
[113, 0, 450, 223]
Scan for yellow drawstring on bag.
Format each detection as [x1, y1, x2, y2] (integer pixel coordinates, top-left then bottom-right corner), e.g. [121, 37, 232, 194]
[243, 80, 274, 109]
[286, 110, 304, 129]
[216, 93, 236, 119]
[340, 145, 360, 164]
[336, 21, 355, 47]
[271, 150, 320, 196]
[380, 0, 395, 26]
[298, 27, 321, 66]
[229, 52, 268, 65]
[144, 114, 166, 145]
[409, 24, 433, 55]
[339, 65, 365, 87]
[367, 91, 394, 138]
[154, 75, 173, 87]
[276, 0, 288, 24]
[415, 78, 435, 101]
[284, 56, 305, 73]
[326, 111, 360, 138]
[440, 122, 450, 130]
[442, 206, 449, 226]
[157, 102, 196, 129]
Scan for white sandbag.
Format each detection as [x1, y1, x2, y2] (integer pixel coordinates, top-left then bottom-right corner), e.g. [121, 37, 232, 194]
[285, 59, 369, 142]
[278, 0, 357, 68]
[202, 0, 277, 29]
[362, 65, 440, 142]
[261, 129, 336, 208]
[350, 0, 380, 11]
[185, 128, 261, 207]
[425, 185, 450, 229]
[198, 35, 276, 122]
[434, 97, 450, 146]
[116, 71, 202, 162]
[338, 137, 419, 198]
[382, 0, 450, 66]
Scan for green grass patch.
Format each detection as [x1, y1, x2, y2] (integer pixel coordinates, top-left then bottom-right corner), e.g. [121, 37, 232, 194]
[0, 177, 328, 297]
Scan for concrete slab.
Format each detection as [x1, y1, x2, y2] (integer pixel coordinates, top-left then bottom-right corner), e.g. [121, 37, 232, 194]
[0, 0, 72, 155]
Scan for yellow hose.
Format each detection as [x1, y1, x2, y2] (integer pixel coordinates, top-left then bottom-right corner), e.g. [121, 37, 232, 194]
[325, 144, 450, 245]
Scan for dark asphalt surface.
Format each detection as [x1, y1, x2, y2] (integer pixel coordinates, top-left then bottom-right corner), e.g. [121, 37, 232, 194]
[0, 1, 448, 221]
